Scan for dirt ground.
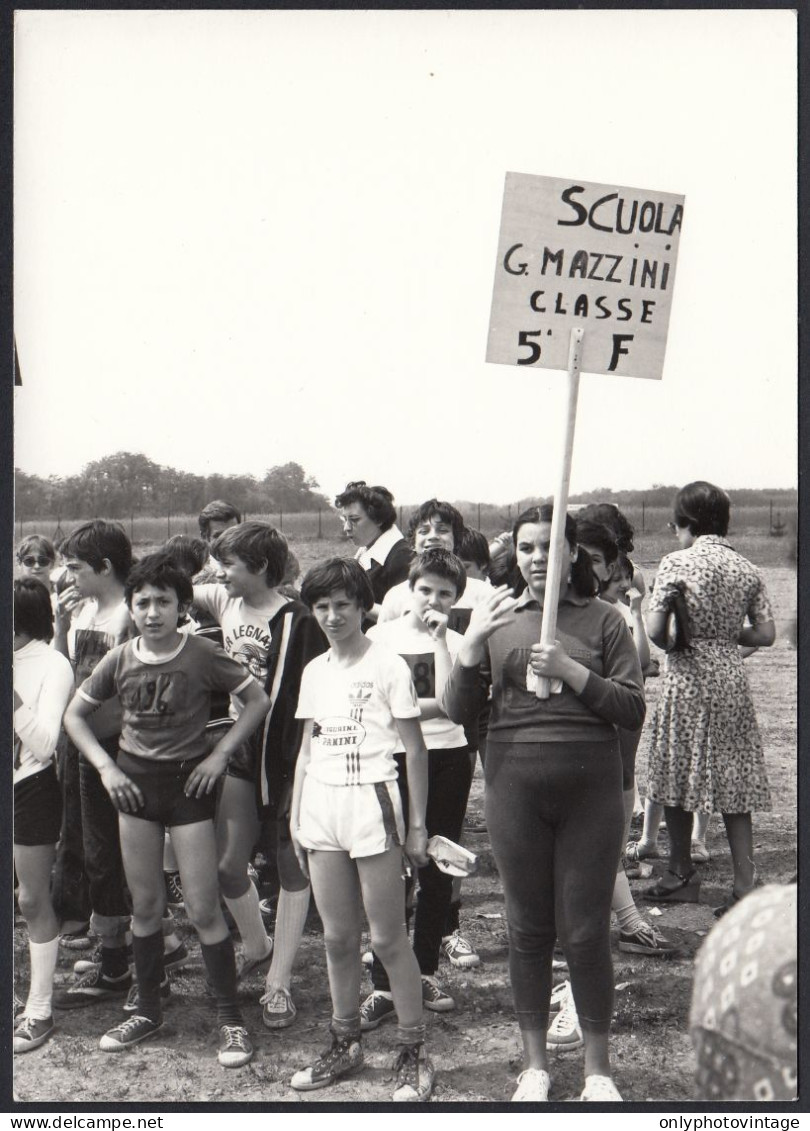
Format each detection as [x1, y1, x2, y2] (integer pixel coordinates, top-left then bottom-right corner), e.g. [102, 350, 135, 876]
[11, 566, 797, 1108]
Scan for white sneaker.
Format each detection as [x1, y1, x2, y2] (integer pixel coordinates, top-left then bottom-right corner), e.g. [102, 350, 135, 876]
[546, 983, 582, 1049]
[512, 1068, 550, 1101]
[581, 1074, 622, 1101]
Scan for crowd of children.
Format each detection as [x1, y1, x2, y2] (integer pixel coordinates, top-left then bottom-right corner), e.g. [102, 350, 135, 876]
[12, 484, 777, 1103]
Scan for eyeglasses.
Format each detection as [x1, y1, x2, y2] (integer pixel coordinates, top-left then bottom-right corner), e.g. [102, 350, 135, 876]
[21, 556, 52, 567]
[666, 522, 677, 533]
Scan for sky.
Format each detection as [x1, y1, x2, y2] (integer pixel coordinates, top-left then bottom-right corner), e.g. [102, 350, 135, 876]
[13, 8, 797, 506]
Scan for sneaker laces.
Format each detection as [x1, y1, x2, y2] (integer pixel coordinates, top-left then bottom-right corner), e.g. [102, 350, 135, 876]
[15, 1016, 38, 1038]
[445, 931, 473, 954]
[551, 985, 578, 1031]
[260, 987, 290, 1010]
[631, 920, 665, 947]
[393, 1043, 420, 1090]
[112, 1014, 153, 1038]
[220, 1025, 250, 1051]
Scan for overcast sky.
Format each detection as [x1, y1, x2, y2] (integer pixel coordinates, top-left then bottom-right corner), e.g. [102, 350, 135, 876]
[14, 8, 797, 505]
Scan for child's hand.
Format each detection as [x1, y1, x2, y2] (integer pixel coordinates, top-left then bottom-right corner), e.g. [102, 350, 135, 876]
[101, 766, 144, 814]
[55, 583, 82, 628]
[404, 826, 429, 870]
[422, 608, 449, 640]
[467, 585, 517, 642]
[529, 640, 573, 681]
[184, 747, 229, 797]
[627, 587, 643, 613]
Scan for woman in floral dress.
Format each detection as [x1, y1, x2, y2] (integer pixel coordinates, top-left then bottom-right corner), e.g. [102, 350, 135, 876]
[642, 482, 775, 915]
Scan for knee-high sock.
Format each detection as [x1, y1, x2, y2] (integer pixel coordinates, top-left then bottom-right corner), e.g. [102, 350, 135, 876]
[223, 884, 270, 960]
[25, 936, 60, 1019]
[132, 929, 164, 1023]
[201, 936, 242, 1027]
[265, 885, 309, 991]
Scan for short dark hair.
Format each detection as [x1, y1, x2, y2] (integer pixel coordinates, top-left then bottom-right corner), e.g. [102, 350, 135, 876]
[14, 578, 54, 642]
[210, 522, 289, 587]
[163, 535, 209, 578]
[198, 499, 242, 540]
[574, 520, 620, 567]
[614, 552, 634, 582]
[17, 535, 57, 565]
[457, 528, 491, 576]
[406, 499, 465, 550]
[512, 504, 597, 598]
[577, 503, 635, 554]
[300, 557, 375, 612]
[409, 549, 467, 599]
[124, 552, 193, 610]
[334, 482, 397, 532]
[673, 481, 730, 537]
[488, 531, 517, 587]
[59, 520, 133, 583]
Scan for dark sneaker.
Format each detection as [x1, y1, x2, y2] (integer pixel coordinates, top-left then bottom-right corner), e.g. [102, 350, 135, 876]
[392, 1043, 435, 1102]
[618, 922, 679, 957]
[235, 940, 273, 982]
[218, 1024, 254, 1068]
[421, 976, 455, 1012]
[441, 930, 481, 968]
[59, 926, 94, 951]
[54, 967, 132, 1009]
[100, 1014, 163, 1052]
[359, 990, 395, 1031]
[13, 1015, 55, 1054]
[163, 941, 191, 972]
[290, 1032, 364, 1091]
[74, 942, 134, 976]
[123, 975, 171, 1014]
[164, 871, 184, 910]
[261, 986, 297, 1029]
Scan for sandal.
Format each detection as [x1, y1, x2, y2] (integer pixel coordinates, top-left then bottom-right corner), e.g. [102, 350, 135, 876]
[625, 841, 659, 862]
[643, 868, 700, 904]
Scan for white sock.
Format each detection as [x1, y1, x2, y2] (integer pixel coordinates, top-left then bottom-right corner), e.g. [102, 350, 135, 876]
[25, 936, 59, 1019]
[224, 884, 271, 960]
[163, 832, 178, 873]
[612, 871, 646, 934]
[640, 798, 664, 848]
[692, 811, 710, 844]
[266, 886, 310, 991]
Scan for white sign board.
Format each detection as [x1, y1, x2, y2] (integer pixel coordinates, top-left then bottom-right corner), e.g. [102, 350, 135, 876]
[486, 172, 685, 380]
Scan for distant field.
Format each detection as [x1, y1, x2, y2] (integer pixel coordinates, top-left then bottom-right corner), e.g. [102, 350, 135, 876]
[15, 506, 796, 576]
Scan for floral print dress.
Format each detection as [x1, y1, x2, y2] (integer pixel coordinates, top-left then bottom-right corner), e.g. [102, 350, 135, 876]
[646, 536, 773, 813]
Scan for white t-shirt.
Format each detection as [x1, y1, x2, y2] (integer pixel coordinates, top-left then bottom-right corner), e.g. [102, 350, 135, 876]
[14, 640, 74, 785]
[296, 643, 420, 786]
[193, 583, 286, 716]
[378, 575, 492, 625]
[366, 619, 467, 751]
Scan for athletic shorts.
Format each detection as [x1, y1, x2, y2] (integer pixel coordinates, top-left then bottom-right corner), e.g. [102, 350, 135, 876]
[14, 763, 62, 846]
[117, 750, 216, 827]
[205, 718, 259, 784]
[297, 777, 405, 859]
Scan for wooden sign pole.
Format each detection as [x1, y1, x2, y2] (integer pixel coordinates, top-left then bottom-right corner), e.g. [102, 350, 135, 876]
[536, 326, 584, 699]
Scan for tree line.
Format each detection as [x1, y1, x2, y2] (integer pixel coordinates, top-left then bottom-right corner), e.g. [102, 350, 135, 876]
[15, 454, 331, 520]
[15, 451, 797, 522]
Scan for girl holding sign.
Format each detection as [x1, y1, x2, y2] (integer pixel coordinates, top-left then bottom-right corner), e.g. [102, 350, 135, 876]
[443, 506, 645, 1102]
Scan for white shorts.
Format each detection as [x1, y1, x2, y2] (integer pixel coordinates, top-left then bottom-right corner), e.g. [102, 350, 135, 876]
[298, 777, 405, 859]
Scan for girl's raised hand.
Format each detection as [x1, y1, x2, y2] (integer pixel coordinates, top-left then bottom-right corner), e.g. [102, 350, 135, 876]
[467, 585, 517, 641]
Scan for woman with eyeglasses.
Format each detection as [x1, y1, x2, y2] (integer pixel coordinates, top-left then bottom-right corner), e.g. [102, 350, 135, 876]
[334, 482, 414, 624]
[642, 482, 775, 916]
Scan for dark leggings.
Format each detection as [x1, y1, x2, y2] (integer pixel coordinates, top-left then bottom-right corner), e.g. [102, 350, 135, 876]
[485, 738, 623, 1035]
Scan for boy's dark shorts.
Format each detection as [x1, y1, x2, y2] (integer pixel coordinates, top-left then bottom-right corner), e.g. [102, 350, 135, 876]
[117, 750, 216, 827]
[205, 718, 259, 784]
[14, 763, 62, 846]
